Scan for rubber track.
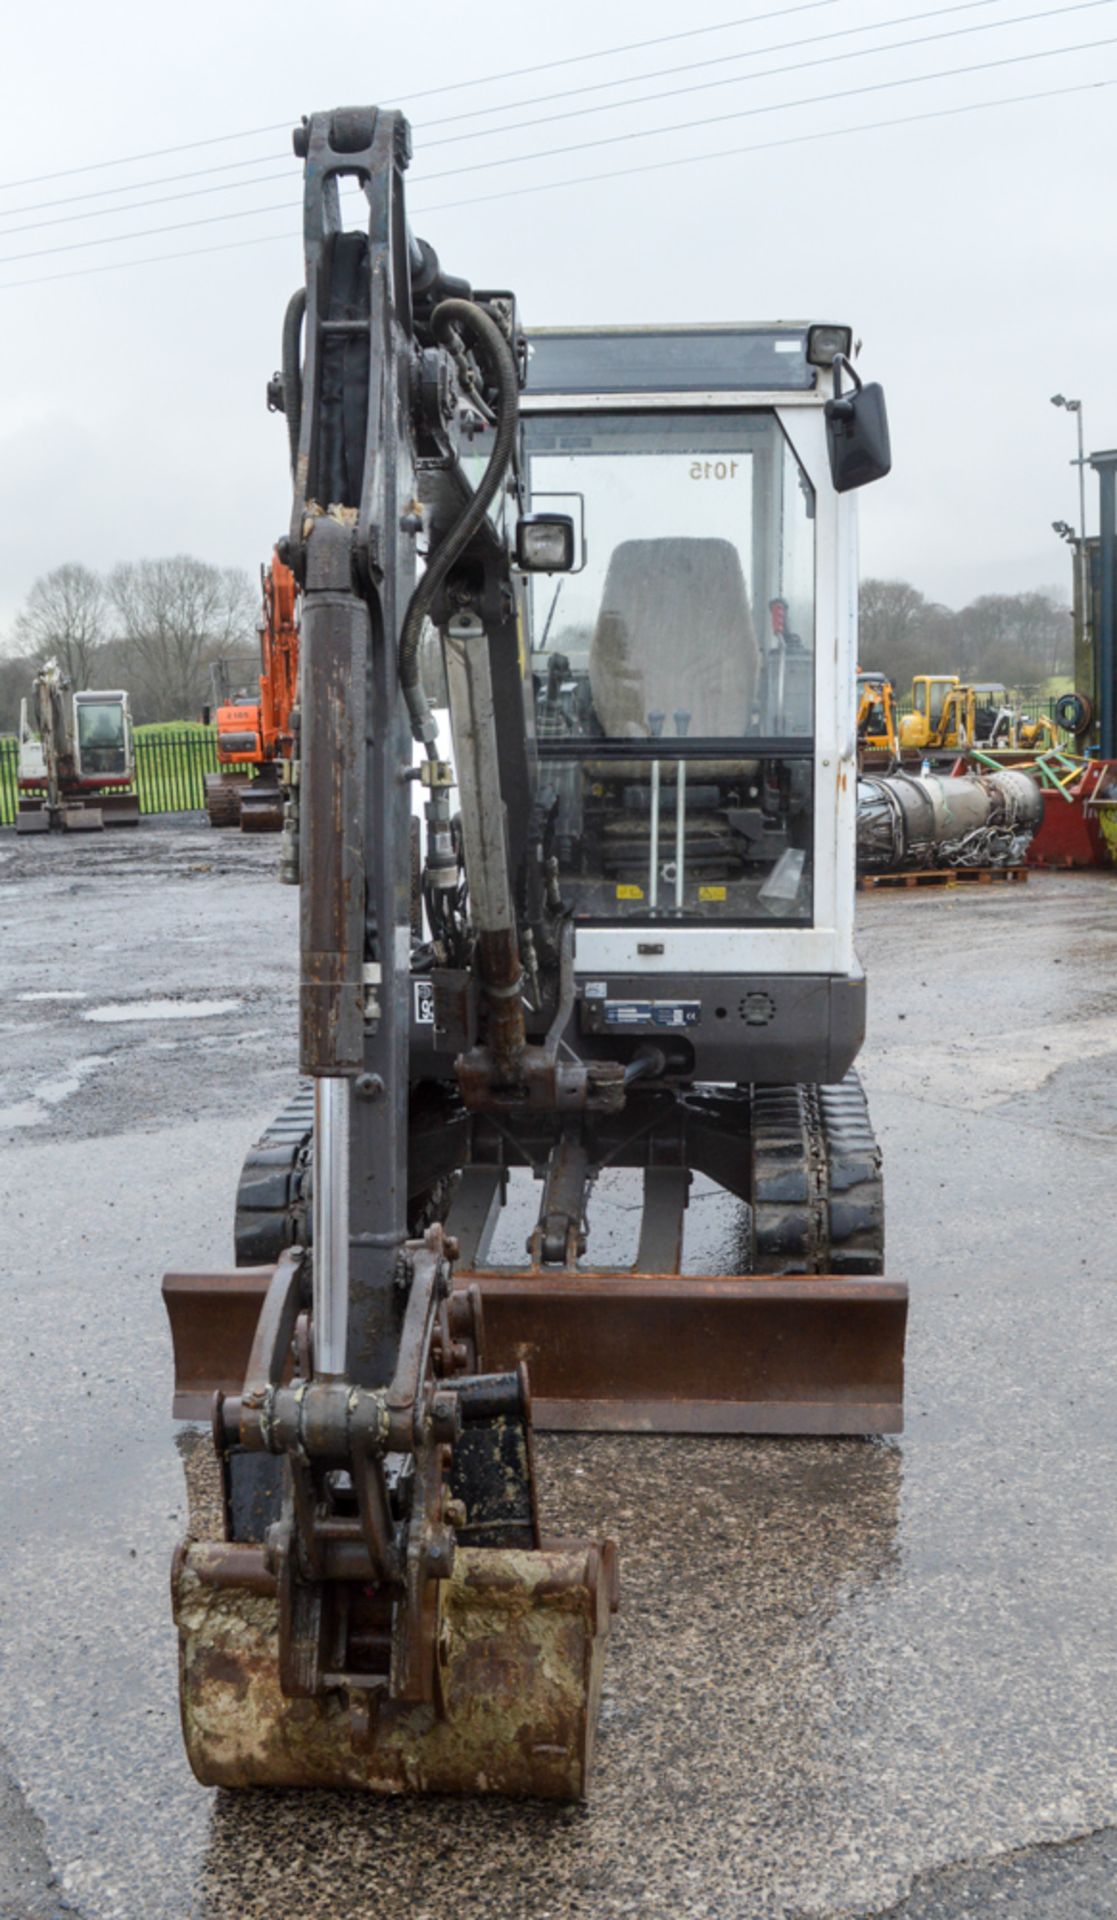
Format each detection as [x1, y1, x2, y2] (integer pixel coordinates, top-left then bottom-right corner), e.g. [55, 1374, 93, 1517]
[234, 1080, 314, 1266]
[204, 774, 241, 829]
[818, 1071, 885, 1274]
[751, 1070, 883, 1276]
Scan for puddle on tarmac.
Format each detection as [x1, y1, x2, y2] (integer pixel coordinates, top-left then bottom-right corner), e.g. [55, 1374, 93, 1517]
[0, 1100, 48, 1130]
[82, 998, 241, 1023]
[18, 989, 88, 1002]
[0, 1055, 112, 1129]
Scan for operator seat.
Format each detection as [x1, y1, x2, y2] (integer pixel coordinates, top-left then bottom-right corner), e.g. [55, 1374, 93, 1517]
[588, 537, 758, 740]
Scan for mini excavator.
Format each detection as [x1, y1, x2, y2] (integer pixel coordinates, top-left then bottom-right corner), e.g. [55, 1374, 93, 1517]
[17, 665, 138, 831]
[164, 105, 904, 1799]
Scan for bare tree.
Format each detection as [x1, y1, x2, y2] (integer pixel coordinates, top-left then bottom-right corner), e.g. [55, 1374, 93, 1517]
[858, 577, 928, 670]
[859, 578, 1071, 692]
[0, 648, 41, 734]
[1013, 588, 1073, 683]
[108, 556, 256, 722]
[958, 590, 1072, 686]
[12, 564, 111, 688]
[858, 578, 940, 687]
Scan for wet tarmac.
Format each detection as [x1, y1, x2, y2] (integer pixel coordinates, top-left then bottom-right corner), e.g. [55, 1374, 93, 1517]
[1, 825, 1115, 1919]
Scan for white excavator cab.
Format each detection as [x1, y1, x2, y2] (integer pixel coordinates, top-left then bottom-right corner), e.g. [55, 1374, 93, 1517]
[519, 324, 880, 1086]
[73, 690, 133, 778]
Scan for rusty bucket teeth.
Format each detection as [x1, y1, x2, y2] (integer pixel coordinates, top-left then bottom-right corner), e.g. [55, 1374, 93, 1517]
[174, 1540, 615, 1799]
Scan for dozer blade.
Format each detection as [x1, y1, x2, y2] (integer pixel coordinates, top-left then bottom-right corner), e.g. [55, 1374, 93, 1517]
[463, 1270, 908, 1435]
[98, 791, 141, 826]
[164, 1268, 276, 1418]
[238, 786, 284, 832]
[174, 1538, 613, 1798]
[15, 805, 50, 834]
[164, 1266, 907, 1435]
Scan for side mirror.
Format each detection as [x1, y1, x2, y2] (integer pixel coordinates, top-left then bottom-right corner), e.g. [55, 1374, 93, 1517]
[824, 355, 891, 492]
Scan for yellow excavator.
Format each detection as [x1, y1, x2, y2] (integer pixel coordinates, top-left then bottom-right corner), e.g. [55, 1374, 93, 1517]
[856, 669, 899, 760]
[899, 675, 1056, 754]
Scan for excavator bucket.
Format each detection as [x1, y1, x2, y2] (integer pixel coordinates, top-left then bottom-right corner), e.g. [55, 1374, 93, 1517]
[173, 1538, 612, 1797]
[164, 1236, 617, 1801]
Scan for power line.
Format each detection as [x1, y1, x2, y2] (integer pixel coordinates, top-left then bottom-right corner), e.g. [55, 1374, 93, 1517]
[414, 75, 1114, 214]
[415, 29, 1117, 181]
[422, 0, 1113, 149]
[3, 0, 989, 239]
[1, 31, 1108, 266]
[0, 0, 838, 193]
[422, 0, 1003, 128]
[0, 0, 939, 222]
[395, 0, 842, 101]
[0, 73, 1106, 293]
[0, 224, 298, 291]
[2, 149, 292, 222]
[0, 171, 292, 240]
[0, 197, 296, 268]
[1, 0, 1105, 248]
[0, 0, 1003, 239]
[0, 123, 292, 195]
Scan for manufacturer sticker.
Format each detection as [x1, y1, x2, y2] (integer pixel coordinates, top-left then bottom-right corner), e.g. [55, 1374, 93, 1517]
[603, 1000, 700, 1029]
[413, 980, 435, 1025]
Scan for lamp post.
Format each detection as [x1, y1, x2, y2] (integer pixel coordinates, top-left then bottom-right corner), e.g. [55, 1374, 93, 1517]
[1051, 394, 1087, 537]
[1091, 450, 1117, 761]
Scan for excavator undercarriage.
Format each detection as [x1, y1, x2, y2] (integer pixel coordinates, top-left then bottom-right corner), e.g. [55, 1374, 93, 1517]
[164, 104, 904, 1800]
[169, 1065, 899, 1436]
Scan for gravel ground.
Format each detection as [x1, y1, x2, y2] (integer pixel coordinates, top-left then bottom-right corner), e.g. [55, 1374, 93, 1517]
[1, 821, 1114, 1920]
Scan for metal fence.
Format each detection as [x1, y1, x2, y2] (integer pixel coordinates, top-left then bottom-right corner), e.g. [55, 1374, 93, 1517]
[894, 693, 1067, 722]
[0, 729, 254, 826]
[0, 737, 15, 825]
[0, 698, 1075, 828]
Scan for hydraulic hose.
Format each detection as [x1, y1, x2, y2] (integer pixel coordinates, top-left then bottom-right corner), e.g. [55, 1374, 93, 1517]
[399, 298, 520, 751]
[281, 288, 306, 476]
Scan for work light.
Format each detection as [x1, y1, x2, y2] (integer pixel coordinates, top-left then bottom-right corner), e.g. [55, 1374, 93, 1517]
[807, 324, 853, 368]
[516, 514, 576, 572]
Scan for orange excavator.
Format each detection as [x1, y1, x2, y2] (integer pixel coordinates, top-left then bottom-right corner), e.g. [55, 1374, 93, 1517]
[204, 553, 299, 831]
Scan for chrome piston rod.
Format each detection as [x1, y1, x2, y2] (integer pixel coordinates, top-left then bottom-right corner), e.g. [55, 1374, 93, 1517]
[312, 1076, 351, 1378]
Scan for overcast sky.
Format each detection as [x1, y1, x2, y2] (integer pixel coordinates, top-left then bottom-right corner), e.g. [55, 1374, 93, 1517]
[1, 0, 1113, 636]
